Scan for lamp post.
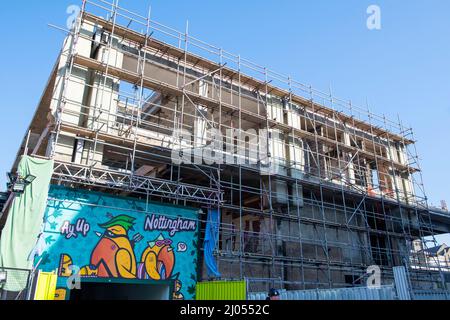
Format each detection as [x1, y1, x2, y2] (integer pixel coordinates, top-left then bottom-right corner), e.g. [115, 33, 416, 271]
[6, 173, 36, 194]
[0, 173, 36, 223]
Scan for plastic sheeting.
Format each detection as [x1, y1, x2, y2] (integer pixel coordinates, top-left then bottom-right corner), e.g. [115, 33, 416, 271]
[0, 156, 54, 291]
[203, 209, 221, 278]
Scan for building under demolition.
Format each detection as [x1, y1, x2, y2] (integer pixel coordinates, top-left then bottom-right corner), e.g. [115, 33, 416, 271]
[1, 0, 450, 300]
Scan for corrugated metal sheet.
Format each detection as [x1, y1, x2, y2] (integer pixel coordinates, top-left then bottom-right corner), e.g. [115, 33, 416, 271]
[196, 281, 246, 300]
[248, 285, 396, 301]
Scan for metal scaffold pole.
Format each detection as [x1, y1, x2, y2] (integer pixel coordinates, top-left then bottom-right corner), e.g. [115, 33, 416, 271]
[17, 0, 448, 293]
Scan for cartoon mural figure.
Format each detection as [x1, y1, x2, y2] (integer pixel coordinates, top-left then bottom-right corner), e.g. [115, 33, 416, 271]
[59, 254, 98, 277]
[59, 254, 74, 277]
[90, 215, 141, 279]
[55, 254, 100, 300]
[54, 288, 67, 301]
[139, 234, 175, 281]
[80, 265, 99, 277]
[57, 231, 185, 300]
[172, 280, 184, 300]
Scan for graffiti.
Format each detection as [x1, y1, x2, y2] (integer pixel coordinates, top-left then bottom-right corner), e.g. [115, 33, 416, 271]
[37, 186, 200, 300]
[59, 254, 73, 277]
[177, 242, 188, 253]
[90, 215, 139, 279]
[58, 216, 187, 281]
[59, 254, 99, 278]
[139, 234, 175, 280]
[60, 218, 90, 239]
[144, 214, 197, 236]
[54, 288, 67, 301]
[173, 280, 185, 300]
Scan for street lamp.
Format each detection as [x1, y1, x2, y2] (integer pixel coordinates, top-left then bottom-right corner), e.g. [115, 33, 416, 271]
[1, 173, 36, 223]
[6, 173, 36, 194]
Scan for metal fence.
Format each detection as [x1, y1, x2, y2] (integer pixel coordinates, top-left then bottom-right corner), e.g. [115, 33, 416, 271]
[248, 285, 397, 301]
[247, 267, 450, 301]
[413, 290, 450, 300]
[0, 267, 32, 300]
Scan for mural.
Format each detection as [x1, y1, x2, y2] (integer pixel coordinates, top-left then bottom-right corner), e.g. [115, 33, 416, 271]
[36, 186, 200, 300]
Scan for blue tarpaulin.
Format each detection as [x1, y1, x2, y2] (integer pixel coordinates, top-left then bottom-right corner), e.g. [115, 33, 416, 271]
[204, 209, 221, 278]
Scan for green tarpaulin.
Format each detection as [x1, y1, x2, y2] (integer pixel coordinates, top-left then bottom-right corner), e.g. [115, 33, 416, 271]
[0, 156, 53, 291]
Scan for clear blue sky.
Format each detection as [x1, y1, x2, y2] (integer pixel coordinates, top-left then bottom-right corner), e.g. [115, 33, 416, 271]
[0, 1, 449, 242]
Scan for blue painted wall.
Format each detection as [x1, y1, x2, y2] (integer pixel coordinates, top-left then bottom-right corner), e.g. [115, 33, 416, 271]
[36, 186, 200, 300]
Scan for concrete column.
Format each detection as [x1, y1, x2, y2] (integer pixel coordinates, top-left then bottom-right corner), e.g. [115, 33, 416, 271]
[288, 137, 305, 179]
[51, 22, 96, 126]
[72, 139, 84, 164]
[195, 81, 208, 147]
[193, 80, 209, 164]
[343, 132, 356, 185]
[270, 129, 286, 176]
[87, 29, 124, 133]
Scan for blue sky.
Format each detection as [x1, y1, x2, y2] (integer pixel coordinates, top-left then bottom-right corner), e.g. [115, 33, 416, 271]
[0, 1, 449, 242]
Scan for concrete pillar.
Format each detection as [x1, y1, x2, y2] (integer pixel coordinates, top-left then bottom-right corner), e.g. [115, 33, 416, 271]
[50, 22, 123, 166]
[268, 96, 284, 124]
[193, 80, 209, 164]
[288, 137, 305, 179]
[398, 145, 408, 166]
[287, 104, 301, 130]
[87, 29, 124, 133]
[50, 22, 96, 126]
[343, 132, 356, 185]
[72, 139, 84, 164]
[269, 129, 286, 175]
[195, 82, 208, 147]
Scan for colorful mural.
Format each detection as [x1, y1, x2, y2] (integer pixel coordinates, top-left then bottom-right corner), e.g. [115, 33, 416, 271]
[36, 186, 200, 300]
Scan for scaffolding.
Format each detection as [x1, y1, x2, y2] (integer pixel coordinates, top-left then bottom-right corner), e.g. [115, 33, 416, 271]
[13, 0, 450, 293]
